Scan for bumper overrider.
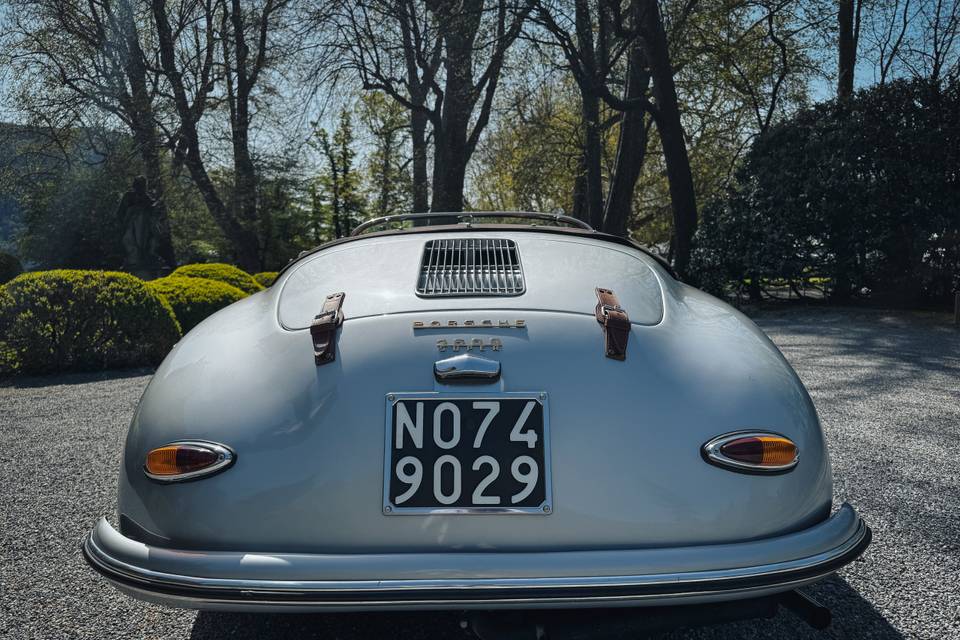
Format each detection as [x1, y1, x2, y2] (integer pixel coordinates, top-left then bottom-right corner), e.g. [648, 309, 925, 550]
[82, 503, 870, 612]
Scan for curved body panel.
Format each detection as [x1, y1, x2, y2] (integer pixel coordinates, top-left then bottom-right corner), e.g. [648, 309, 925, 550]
[277, 234, 665, 328]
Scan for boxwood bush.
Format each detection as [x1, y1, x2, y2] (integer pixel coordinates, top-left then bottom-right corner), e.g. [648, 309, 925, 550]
[170, 263, 263, 294]
[0, 270, 181, 375]
[149, 276, 247, 333]
[253, 271, 278, 287]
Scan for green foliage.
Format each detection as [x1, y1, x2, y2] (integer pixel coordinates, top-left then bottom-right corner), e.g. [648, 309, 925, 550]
[314, 110, 367, 239]
[252, 271, 278, 287]
[254, 159, 319, 269]
[359, 92, 412, 216]
[0, 270, 180, 375]
[13, 140, 135, 268]
[691, 79, 960, 306]
[149, 276, 247, 333]
[170, 263, 264, 294]
[0, 252, 23, 284]
[471, 79, 582, 213]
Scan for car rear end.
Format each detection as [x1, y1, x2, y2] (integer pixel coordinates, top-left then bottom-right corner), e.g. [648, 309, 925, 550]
[83, 224, 869, 622]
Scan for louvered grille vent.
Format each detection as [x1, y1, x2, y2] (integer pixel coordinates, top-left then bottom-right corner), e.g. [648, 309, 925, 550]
[417, 239, 525, 297]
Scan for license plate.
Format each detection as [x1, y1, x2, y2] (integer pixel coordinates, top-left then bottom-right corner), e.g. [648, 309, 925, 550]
[383, 393, 551, 514]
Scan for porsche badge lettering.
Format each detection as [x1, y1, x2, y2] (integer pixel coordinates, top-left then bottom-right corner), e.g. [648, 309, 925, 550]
[413, 319, 526, 329]
[437, 338, 503, 352]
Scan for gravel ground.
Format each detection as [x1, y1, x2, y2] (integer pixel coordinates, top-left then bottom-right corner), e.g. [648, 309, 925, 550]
[1, 307, 958, 640]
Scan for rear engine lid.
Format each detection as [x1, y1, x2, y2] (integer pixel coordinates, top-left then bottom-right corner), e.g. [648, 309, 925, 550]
[277, 232, 664, 329]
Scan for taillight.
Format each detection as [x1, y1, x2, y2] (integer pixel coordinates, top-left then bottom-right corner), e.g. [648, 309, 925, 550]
[702, 432, 798, 473]
[144, 441, 235, 482]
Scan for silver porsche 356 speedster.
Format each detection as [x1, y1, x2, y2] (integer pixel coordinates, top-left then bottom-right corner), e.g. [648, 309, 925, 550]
[84, 212, 870, 633]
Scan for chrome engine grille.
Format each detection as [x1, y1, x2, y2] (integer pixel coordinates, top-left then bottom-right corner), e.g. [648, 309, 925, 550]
[417, 238, 525, 297]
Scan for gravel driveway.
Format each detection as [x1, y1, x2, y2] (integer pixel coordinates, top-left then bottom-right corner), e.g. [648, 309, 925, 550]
[2, 308, 958, 639]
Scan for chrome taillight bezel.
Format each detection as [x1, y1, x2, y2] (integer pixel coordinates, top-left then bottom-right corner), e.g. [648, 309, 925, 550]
[143, 440, 236, 483]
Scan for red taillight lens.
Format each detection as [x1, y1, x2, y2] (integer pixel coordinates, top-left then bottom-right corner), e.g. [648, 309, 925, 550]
[144, 442, 234, 481]
[703, 432, 798, 472]
[721, 436, 797, 467]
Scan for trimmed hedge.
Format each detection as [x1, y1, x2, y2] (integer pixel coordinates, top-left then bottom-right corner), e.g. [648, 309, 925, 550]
[253, 271, 278, 287]
[0, 270, 181, 375]
[170, 263, 263, 294]
[149, 276, 248, 333]
[0, 252, 22, 285]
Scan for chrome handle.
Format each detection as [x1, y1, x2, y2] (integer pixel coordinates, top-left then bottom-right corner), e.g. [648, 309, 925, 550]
[434, 354, 501, 382]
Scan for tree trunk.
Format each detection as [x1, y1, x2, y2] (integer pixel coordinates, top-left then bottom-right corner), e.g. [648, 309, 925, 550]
[580, 89, 605, 230]
[410, 110, 430, 213]
[571, 151, 589, 222]
[430, 123, 469, 213]
[151, 0, 261, 272]
[430, 58, 470, 212]
[640, 0, 698, 277]
[117, 0, 176, 269]
[570, 0, 605, 229]
[601, 48, 650, 237]
[184, 143, 261, 271]
[229, 96, 260, 260]
[838, 0, 856, 99]
[427, 6, 477, 222]
[226, 0, 262, 267]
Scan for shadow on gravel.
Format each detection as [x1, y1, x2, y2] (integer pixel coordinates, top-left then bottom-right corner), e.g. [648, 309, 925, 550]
[2, 367, 154, 388]
[189, 577, 901, 640]
[190, 610, 469, 639]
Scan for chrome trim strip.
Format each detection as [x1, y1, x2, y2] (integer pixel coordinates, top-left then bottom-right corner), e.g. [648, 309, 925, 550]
[143, 441, 236, 483]
[82, 517, 870, 605]
[381, 392, 553, 515]
[701, 431, 799, 473]
[352, 212, 594, 236]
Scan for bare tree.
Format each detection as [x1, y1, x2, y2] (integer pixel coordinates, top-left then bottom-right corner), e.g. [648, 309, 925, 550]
[336, 0, 533, 215]
[150, 0, 293, 270]
[838, 0, 865, 97]
[638, 0, 697, 273]
[868, 0, 914, 84]
[529, 0, 650, 229]
[907, 0, 960, 82]
[336, 0, 442, 212]
[220, 0, 292, 259]
[861, 0, 959, 84]
[529, 0, 698, 273]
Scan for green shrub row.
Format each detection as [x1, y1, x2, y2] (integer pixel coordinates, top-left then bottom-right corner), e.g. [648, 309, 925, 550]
[170, 263, 264, 294]
[0, 270, 181, 375]
[0, 262, 271, 376]
[148, 276, 248, 333]
[253, 271, 279, 287]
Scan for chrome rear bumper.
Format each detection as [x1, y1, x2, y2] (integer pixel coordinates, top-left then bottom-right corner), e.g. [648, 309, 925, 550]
[82, 503, 870, 612]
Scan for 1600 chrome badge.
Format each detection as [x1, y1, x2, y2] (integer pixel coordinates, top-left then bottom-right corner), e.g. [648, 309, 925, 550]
[437, 338, 503, 352]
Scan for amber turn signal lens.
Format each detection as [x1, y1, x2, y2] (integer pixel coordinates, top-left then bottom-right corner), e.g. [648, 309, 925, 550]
[144, 442, 234, 481]
[702, 432, 799, 472]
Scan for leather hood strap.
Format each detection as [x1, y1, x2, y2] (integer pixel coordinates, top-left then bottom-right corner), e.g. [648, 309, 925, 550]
[310, 292, 345, 365]
[595, 287, 630, 361]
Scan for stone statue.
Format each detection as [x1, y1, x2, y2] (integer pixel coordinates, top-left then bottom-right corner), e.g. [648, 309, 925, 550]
[117, 175, 163, 277]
